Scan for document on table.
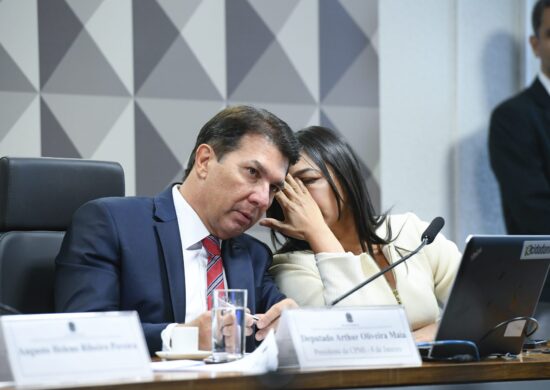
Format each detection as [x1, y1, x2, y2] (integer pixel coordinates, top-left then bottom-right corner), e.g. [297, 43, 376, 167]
[151, 360, 204, 371]
[151, 330, 278, 374]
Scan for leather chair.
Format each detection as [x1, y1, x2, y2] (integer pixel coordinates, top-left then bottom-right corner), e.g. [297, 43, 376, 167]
[0, 157, 124, 314]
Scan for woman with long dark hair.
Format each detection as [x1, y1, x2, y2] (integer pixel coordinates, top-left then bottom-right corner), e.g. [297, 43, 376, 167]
[260, 126, 460, 341]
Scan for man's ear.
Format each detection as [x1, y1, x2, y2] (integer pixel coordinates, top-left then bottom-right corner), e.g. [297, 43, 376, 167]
[194, 144, 216, 179]
[530, 35, 541, 58]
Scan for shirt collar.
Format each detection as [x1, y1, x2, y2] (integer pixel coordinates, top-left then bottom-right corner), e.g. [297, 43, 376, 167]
[172, 185, 211, 250]
[538, 70, 550, 97]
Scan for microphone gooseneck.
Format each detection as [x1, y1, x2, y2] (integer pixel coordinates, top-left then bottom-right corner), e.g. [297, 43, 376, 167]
[330, 217, 445, 306]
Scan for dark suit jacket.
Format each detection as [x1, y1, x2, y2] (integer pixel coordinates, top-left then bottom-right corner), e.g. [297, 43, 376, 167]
[54, 186, 285, 354]
[489, 78, 550, 300]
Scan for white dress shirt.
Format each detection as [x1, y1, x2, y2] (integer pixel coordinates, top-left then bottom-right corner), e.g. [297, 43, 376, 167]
[538, 70, 550, 96]
[160, 185, 226, 350]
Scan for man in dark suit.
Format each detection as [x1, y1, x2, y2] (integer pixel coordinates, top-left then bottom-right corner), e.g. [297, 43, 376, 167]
[55, 105, 300, 355]
[489, 0, 550, 303]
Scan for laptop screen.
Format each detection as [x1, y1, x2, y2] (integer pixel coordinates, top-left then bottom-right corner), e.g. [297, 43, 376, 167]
[432, 235, 550, 357]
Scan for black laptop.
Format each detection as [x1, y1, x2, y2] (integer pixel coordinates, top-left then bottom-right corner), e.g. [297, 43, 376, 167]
[429, 235, 550, 358]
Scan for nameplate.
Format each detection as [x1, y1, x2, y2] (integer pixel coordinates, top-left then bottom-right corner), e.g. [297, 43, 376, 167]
[275, 306, 421, 369]
[0, 311, 153, 387]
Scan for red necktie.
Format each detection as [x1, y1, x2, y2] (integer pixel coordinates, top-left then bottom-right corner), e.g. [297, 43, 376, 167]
[202, 235, 225, 310]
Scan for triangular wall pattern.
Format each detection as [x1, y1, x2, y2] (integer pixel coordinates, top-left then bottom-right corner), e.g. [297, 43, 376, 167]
[1, 0, 380, 206]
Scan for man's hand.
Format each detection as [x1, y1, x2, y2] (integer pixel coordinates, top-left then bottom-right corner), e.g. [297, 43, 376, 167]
[178, 311, 212, 350]
[255, 298, 298, 341]
[178, 309, 255, 351]
[244, 309, 255, 337]
[213, 309, 256, 351]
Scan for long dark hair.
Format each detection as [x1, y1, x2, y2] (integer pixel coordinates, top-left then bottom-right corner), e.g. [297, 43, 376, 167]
[267, 126, 392, 254]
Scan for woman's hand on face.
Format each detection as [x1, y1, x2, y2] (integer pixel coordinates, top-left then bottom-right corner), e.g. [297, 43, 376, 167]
[261, 174, 344, 253]
[260, 174, 326, 241]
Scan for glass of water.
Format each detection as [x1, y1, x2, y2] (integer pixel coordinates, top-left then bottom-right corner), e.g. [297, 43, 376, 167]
[211, 289, 247, 362]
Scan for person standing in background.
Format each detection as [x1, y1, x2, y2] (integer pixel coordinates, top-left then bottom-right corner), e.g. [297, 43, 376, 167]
[489, 0, 550, 330]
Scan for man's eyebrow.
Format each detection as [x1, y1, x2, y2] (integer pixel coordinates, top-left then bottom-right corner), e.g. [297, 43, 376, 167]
[250, 160, 285, 188]
[249, 160, 266, 174]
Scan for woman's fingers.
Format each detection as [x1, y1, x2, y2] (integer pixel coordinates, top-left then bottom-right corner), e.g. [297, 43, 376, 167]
[260, 174, 320, 241]
[296, 177, 308, 193]
[285, 173, 302, 193]
[259, 217, 284, 230]
[281, 173, 308, 200]
[260, 217, 304, 240]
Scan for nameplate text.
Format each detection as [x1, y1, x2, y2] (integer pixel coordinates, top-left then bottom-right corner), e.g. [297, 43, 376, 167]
[275, 306, 421, 369]
[0, 311, 153, 387]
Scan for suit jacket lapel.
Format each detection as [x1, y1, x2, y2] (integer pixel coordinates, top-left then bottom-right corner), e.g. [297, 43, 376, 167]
[153, 186, 186, 323]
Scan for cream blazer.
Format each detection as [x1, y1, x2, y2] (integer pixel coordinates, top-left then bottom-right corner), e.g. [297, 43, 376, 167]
[269, 213, 461, 330]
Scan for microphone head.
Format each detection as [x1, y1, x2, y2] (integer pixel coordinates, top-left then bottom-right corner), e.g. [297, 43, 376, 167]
[421, 217, 445, 245]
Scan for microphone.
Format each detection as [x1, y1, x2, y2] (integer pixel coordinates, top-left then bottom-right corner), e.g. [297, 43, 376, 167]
[330, 217, 445, 306]
[421, 216, 444, 244]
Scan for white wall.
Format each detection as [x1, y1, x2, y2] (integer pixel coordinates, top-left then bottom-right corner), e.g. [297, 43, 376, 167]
[454, 0, 523, 245]
[379, 0, 530, 249]
[379, 0, 456, 235]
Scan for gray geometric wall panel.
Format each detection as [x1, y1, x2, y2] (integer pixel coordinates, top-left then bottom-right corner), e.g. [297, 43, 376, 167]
[0, 91, 35, 142]
[40, 96, 80, 158]
[0, 44, 35, 92]
[135, 103, 182, 195]
[138, 38, 222, 100]
[42, 29, 130, 96]
[37, 0, 83, 89]
[1, 0, 380, 212]
[226, 0, 275, 97]
[320, 0, 368, 100]
[133, 0, 180, 93]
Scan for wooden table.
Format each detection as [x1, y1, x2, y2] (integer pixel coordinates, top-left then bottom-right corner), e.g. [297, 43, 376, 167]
[11, 350, 550, 390]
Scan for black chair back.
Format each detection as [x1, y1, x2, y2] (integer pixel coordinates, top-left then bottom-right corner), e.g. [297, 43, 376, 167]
[0, 157, 124, 314]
